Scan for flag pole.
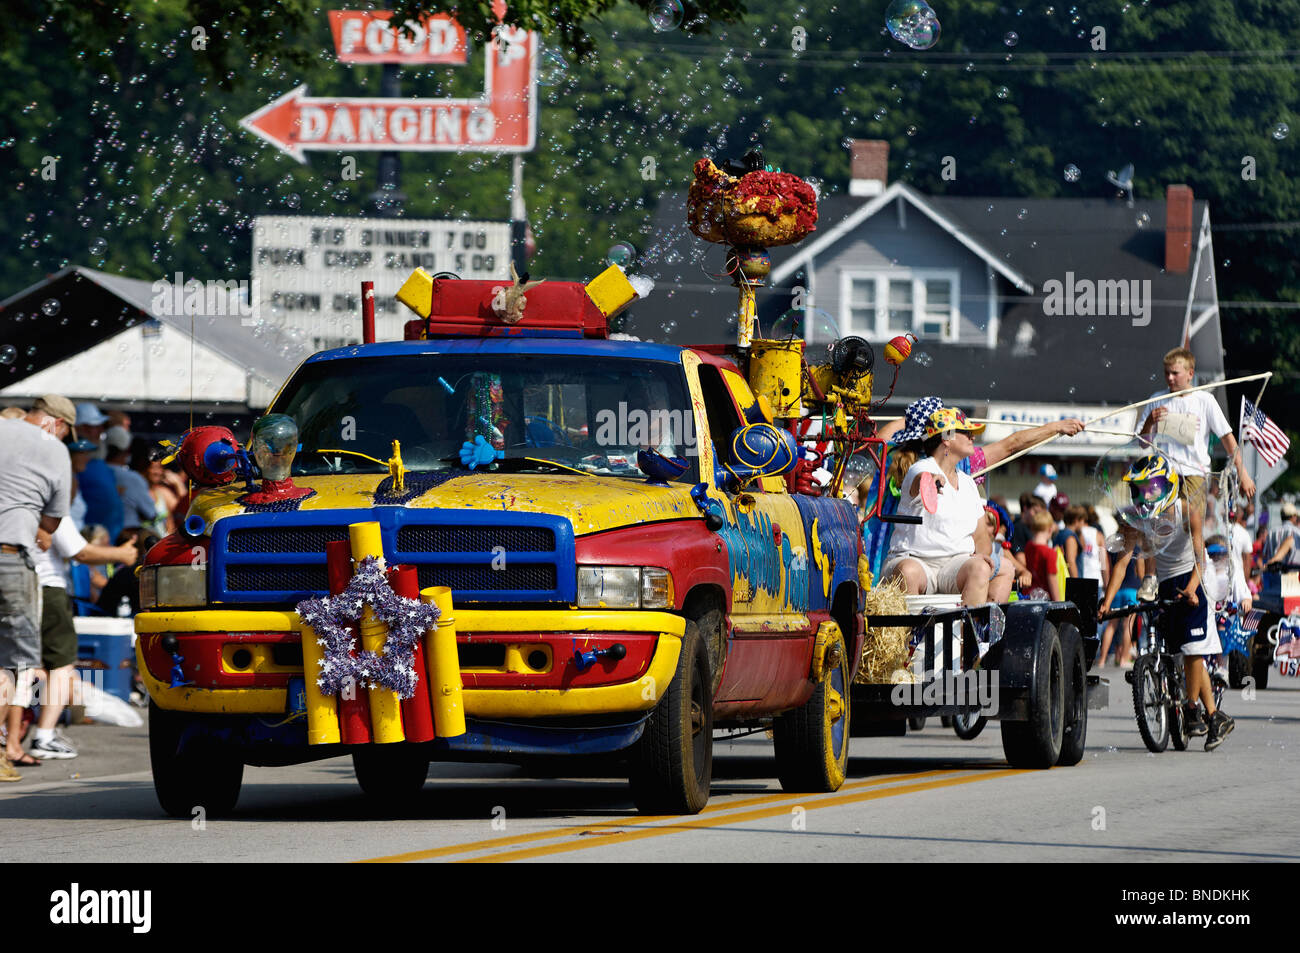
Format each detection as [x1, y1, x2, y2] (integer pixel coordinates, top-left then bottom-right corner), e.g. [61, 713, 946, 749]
[970, 371, 1273, 480]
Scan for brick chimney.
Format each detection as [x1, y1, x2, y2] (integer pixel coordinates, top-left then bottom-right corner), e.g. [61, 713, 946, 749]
[849, 140, 889, 198]
[1165, 185, 1194, 274]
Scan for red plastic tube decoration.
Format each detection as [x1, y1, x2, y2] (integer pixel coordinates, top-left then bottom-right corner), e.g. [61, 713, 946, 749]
[386, 564, 436, 743]
[326, 540, 372, 744]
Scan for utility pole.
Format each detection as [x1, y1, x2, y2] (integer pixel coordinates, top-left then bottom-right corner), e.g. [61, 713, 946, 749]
[369, 64, 408, 217]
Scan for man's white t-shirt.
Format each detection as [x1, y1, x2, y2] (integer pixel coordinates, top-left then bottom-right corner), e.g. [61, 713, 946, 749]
[888, 457, 985, 559]
[1144, 388, 1232, 477]
[32, 517, 89, 590]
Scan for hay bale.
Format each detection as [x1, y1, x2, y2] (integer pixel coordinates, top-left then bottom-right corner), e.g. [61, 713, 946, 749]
[857, 577, 916, 685]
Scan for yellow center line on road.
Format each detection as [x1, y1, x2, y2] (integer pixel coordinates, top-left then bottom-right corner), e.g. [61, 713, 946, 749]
[357, 767, 965, 863]
[461, 768, 1031, 863]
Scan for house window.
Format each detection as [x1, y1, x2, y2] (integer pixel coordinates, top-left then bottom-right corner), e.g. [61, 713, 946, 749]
[838, 270, 960, 342]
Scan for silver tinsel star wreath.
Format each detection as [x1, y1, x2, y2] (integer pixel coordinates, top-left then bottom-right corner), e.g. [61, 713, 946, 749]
[296, 555, 441, 699]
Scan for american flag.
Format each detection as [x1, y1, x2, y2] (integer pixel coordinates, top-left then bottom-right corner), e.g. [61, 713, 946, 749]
[1240, 397, 1290, 468]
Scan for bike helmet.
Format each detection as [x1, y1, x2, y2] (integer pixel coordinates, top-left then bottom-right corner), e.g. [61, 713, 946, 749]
[1122, 454, 1179, 519]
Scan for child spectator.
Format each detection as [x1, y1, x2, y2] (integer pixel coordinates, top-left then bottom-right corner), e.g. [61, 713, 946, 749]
[1022, 509, 1064, 601]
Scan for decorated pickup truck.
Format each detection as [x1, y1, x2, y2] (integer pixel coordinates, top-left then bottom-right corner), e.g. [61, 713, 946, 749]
[138, 261, 867, 818]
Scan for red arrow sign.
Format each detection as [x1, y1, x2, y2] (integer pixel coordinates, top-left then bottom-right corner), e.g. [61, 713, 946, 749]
[239, 27, 536, 160]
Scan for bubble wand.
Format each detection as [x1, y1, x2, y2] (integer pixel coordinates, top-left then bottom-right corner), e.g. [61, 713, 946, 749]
[970, 371, 1273, 480]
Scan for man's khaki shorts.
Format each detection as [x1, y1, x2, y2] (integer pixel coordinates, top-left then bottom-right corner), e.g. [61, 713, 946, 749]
[882, 552, 975, 594]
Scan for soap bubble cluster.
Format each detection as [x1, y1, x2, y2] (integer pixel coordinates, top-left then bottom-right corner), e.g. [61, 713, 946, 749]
[885, 0, 941, 51]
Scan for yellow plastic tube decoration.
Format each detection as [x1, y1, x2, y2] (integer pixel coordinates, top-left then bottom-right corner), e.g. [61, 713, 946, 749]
[299, 618, 341, 745]
[421, 586, 466, 738]
[349, 521, 405, 744]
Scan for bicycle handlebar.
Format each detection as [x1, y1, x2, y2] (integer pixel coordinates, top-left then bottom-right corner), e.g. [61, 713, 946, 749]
[1097, 596, 1192, 622]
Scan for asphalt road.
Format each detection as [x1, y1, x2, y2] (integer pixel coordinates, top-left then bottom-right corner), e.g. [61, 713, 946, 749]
[4, 673, 1298, 863]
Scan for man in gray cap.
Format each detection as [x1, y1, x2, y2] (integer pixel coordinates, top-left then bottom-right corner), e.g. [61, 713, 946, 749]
[0, 396, 73, 781]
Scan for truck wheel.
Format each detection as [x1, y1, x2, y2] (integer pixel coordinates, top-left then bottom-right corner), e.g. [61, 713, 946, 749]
[907, 716, 927, 732]
[1130, 654, 1169, 753]
[1001, 621, 1064, 768]
[691, 605, 728, 696]
[149, 701, 243, 819]
[629, 621, 713, 814]
[773, 622, 850, 793]
[1056, 623, 1088, 766]
[1228, 648, 1248, 690]
[352, 746, 430, 802]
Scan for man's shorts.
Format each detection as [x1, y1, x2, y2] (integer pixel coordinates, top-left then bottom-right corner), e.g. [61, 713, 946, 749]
[1178, 474, 1207, 513]
[0, 552, 41, 673]
[1157, 572, 1221, 656]
[882, 551, 974, 595]
[41, 586, 77, 670]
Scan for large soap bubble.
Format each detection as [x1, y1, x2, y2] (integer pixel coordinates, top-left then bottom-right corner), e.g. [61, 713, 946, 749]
[885, 0, 941, 50]
[769, 307, 841, 344]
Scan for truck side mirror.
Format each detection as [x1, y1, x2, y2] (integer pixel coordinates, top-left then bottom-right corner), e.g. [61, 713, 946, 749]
[726, 423, 797, 481]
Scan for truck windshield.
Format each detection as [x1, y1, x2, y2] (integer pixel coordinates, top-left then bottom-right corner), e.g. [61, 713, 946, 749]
[271, 353, 700, 483]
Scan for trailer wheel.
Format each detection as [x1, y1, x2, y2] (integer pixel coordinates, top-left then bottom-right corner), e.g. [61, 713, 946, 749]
[1056, 623, 1088, 766]
[952, 708, 988, 740]
[774, 621, 850, 793]
[629, 621, 713, 814]
[1001, 621, 1064, 768]
[149, 702, 243, 819]
[352, 746, 430, 802]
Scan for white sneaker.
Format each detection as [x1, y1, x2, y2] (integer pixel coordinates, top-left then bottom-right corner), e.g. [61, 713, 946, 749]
[1137, 575, 1158, 602]
[29, 735, 77, 760]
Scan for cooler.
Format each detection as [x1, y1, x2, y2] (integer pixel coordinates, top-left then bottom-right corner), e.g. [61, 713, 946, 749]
[74, 617, 136, 702]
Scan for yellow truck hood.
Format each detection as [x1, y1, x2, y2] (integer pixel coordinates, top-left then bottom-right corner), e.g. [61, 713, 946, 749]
[189, 472, 700, 536]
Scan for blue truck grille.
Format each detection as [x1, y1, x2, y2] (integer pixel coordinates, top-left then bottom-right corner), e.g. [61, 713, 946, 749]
[210, 508, 575, 604]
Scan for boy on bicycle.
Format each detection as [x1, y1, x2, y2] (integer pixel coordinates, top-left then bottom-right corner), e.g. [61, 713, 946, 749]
[1099, 454, 1235, 750]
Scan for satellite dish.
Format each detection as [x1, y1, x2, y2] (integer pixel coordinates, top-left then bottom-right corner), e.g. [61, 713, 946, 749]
[1106, 163, 1135, 208]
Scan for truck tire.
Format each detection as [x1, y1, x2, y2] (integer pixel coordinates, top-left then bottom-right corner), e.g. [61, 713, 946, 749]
[907, 716, 927, 732]
[149, 702, 243, 819]
[773, 621, 850, 793]
[629, 621, 713, 814]
[352, 746, 430, 802]
[1000, 621, 1064, 768]
[1130, 654, 1170, 753]
[1056, 623, 1088, 766]
[691, 604, 728, 696]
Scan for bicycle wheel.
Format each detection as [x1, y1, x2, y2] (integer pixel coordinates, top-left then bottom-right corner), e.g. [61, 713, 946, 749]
[1131, 654, 1169, 753]
[1168, 655, 1189, 751]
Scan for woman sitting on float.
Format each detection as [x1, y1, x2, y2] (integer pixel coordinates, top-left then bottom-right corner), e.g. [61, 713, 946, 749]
[869, 397, 1084, 601]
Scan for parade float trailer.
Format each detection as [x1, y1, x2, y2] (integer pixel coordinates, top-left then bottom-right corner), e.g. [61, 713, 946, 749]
[138, 158, 1099, 818]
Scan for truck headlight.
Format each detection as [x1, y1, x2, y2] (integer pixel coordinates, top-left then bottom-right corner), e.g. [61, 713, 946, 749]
[577, 567, 673, 609]
[139, 565, 208, 609]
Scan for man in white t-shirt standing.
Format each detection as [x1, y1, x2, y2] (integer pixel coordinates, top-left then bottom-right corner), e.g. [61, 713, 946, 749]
[1032, 464, 1058, 508]
[20, 510, 136, 760]
[1139, 347, 1256, 597]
